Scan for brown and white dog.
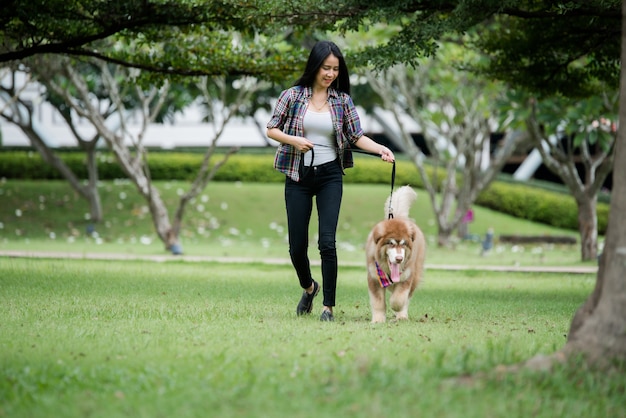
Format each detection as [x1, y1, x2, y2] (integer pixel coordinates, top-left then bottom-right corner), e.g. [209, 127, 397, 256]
[365, 186, 426, 323]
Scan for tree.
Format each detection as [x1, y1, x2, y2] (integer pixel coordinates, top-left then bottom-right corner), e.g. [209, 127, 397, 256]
[334, 0, 626, 367]
[363, 44, 529, 247]
[470, 3, 619, 262]
[1, 2, 313, 252]
[339, 1, 621, 97]
[559, 0, 626, 366]
[520, 93, 616, 261]
[338, 4, 619, 252]
[4, 1, 620, 88]
[39, 56, 267, 253]
[2, 54, 200, 225]
[351, 0, 626, 367]
[0, 0, 319, 79]
[0, 66, 105, 222]
[471, 2, 620, 98]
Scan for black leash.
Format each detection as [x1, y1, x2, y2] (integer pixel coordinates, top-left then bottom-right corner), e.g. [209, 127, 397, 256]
[344, 147, 396, 219]
[388, 160, 396, 219]
[305, 145, 396, 219]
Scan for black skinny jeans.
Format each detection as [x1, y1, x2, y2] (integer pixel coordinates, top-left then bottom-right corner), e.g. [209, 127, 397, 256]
[285, 159, 343, 307]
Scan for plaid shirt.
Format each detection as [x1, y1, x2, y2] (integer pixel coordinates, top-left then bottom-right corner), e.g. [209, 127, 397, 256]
[267, 85, 364, 182]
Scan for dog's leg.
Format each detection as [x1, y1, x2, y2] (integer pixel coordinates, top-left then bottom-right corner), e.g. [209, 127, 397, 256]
[389, 281, 412, 320]
[368, 278, 387, 323]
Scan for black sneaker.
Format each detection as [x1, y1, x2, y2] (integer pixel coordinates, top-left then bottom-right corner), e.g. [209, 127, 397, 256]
[320, 310, 334, 322]
[296, 280, 319, 316]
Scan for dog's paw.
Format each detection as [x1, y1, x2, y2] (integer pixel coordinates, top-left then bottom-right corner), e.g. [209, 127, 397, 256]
[371, 312, 386, 323]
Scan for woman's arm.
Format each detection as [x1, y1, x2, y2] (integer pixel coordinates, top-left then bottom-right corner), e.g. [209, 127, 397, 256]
[354, 135, 395, 162]
[339, 92, 394, 163]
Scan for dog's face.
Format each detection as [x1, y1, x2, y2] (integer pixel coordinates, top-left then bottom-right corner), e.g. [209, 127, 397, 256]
[373, 219, 416, 283]
[383, 237, 409, 266]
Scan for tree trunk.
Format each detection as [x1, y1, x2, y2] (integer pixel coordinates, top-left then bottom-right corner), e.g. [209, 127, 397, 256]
[562, 0, 626, 365]
[457, 220, 469, 239]
[84, 145, 103, 222]
[525, 105, 612, 263]
[23, 124, 104, 223]
[576, 196, 598, 261]
[110, 145, 181, 253]
[437, 227, 454, 247]
[146, 191, 179, 253]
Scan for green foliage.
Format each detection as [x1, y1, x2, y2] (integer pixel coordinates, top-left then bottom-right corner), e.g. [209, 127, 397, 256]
[140, 153, 199, 180]
[469, 2, 620, 97]
[205, 153, 285, 182]
[0, 150, 413, 184]
[340, 1, 622, 99]
[0, 150, 610, 235]
[476, 181, 608, 234]
[2, 1, 311, 81]
[0, 151, 89, 179]
[3, 0, 621, 100]
[498, 89, 619, 143]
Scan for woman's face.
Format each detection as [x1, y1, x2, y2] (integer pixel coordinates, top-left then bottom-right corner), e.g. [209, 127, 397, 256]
[314, 54, 339, 89]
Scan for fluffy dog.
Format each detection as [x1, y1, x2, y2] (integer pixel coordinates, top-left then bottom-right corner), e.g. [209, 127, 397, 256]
[365, 186, 426, 323]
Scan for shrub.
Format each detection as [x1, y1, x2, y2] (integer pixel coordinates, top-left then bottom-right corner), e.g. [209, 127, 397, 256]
[0, 149, 609, 233]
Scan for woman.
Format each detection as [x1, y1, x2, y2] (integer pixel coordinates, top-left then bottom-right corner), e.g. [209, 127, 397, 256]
[266, 41, 395, 321]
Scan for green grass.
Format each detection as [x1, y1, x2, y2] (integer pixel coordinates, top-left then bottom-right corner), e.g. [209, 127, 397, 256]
[0, 179, 616, 417]
[1, 258, 623, 418]
[0, 180, 593, 268]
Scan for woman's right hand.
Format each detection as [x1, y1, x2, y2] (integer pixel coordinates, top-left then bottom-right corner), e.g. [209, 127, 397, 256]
[293, 136, 315, 153]
[267, 128, 313, 153]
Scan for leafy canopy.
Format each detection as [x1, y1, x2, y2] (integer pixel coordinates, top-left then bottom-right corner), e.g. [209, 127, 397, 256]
[1, 0, 621, 96]
[0, 0, 315, 79]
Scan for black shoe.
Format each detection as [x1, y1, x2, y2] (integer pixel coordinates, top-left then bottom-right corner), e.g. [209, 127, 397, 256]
[320, 310, 334, 322]
[296, 280, 319, 316]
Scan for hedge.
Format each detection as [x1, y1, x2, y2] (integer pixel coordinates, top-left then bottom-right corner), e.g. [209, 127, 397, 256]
[0, 149, 609, 234]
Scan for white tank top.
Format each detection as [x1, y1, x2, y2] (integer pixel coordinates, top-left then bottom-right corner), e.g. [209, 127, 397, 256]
[303, 109, 336, 166]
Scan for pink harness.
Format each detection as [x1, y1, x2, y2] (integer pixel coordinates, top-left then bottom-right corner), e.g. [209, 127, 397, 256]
[375, 261, 393, 288]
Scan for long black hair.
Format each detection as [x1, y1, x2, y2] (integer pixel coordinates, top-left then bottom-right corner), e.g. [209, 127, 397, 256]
[294, 41, 351, 95]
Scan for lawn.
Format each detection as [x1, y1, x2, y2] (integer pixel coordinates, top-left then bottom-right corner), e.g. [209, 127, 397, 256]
[1, 257, 622, 418]
[0, 179, 618, 417]
[0, 180, 595, 268]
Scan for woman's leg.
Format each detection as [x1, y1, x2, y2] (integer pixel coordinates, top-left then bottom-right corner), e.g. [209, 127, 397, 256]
[285, 176, 314, 289]
[315, 162, 343, 308]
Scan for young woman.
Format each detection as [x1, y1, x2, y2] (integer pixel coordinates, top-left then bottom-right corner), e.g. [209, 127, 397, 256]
[266, 41, 395, 321]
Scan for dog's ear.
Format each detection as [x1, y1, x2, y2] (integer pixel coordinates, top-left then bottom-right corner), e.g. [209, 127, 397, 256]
[410, 225, 418, 242]
[372, 225, 384, 244]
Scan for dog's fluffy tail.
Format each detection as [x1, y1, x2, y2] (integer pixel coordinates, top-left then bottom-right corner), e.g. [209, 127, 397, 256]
[384, 185, 417, 219]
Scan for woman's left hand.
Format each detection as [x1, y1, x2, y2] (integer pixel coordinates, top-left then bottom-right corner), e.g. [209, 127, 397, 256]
[380, 147, 395, 163]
